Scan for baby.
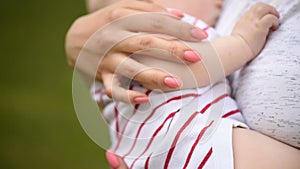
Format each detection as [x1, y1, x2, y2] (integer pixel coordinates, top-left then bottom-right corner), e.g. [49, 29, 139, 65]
[92, 0, 279, 168]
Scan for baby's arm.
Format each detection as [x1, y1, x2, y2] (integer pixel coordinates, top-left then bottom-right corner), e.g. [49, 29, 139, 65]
[184, 3, 280, 87]
[212, 3, 280, 77]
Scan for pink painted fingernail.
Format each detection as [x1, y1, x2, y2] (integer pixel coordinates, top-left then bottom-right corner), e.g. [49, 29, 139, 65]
[191, 28, 208, 39]
[202, 29, 208, 37]
[183, 50, 202, 62]
[164, 77, 182, 88]
[134, 97, 150, 104]
[168, 9, 184, 18]
[106, 151, 120, 169]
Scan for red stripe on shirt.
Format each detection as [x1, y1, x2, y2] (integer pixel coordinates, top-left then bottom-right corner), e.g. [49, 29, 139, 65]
[200, 94, 229, 114]
[114, 102, 120, 137]
[93, 88, 105, 104]
[113, 90, 151, 151]
[123, 93, 201, 157]
[164, 93, 228, 169]
[183, 120, 214, 169]
[129, 110, 180, 169]
[198, 147, 213, 169]
[144, 153, 152, 169]
[164, 111, 199, 169]
[94, 88, 104, 95]
[222, 109, 240, 118]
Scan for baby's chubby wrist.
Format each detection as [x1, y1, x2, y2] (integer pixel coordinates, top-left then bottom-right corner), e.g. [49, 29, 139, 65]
[231, 34, 256, 63]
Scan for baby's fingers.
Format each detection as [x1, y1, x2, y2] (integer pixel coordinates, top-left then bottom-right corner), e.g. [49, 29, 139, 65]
[252, 2, 280, 19]
[103, 53, 182, 91]
[261, 14, 280, 31]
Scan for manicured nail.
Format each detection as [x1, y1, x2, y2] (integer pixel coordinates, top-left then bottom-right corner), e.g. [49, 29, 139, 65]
[202, 29, 208, 37]
[106, 151, 120, 169]
[168, 9, 184, 18]
[183, 50, 202, 62]
[164, 77, 182, 88]
[191, 28, 208, 39]
[134, 97, 149, 104]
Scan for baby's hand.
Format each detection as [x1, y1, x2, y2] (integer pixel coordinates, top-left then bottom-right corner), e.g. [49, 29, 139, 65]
[232, 2, 280, 58]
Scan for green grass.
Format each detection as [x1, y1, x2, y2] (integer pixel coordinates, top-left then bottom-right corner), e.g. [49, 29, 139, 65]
[0, 0, 110, 168]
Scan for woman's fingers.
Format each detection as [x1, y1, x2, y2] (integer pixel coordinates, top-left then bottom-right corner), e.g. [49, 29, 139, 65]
[105, 2, 166, 21]
[100, 53, 182, 103]
[122, 0, 184, 18]
[106, 151, 129, 169]
[101, 53, 144, 80]
[106, 151, 120, 169]
[101, 53, 182, 91]
[119, 13, 207, 41]
[101, 10, 206, 42]
[124, 0, 166, 12]
[260, 14, 280, 30]
[116, 34, 201, 63]
[134, 68, 182, 91]
[106, 0, 183, 21]
[68, 0, 206, 81]
[101, 71, 149, 104]
[70, 0, 207, 99]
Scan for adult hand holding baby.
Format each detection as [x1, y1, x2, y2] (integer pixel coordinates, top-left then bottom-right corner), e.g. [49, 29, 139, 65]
[65, 0, 207, 104]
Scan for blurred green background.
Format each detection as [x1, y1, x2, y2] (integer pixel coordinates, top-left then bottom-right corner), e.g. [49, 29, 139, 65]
[0, 0, 110, 168]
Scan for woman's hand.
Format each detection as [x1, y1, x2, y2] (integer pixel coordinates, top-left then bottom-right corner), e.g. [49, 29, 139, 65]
[106, 151, 128, 169]
[66, 0, 207, 104]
